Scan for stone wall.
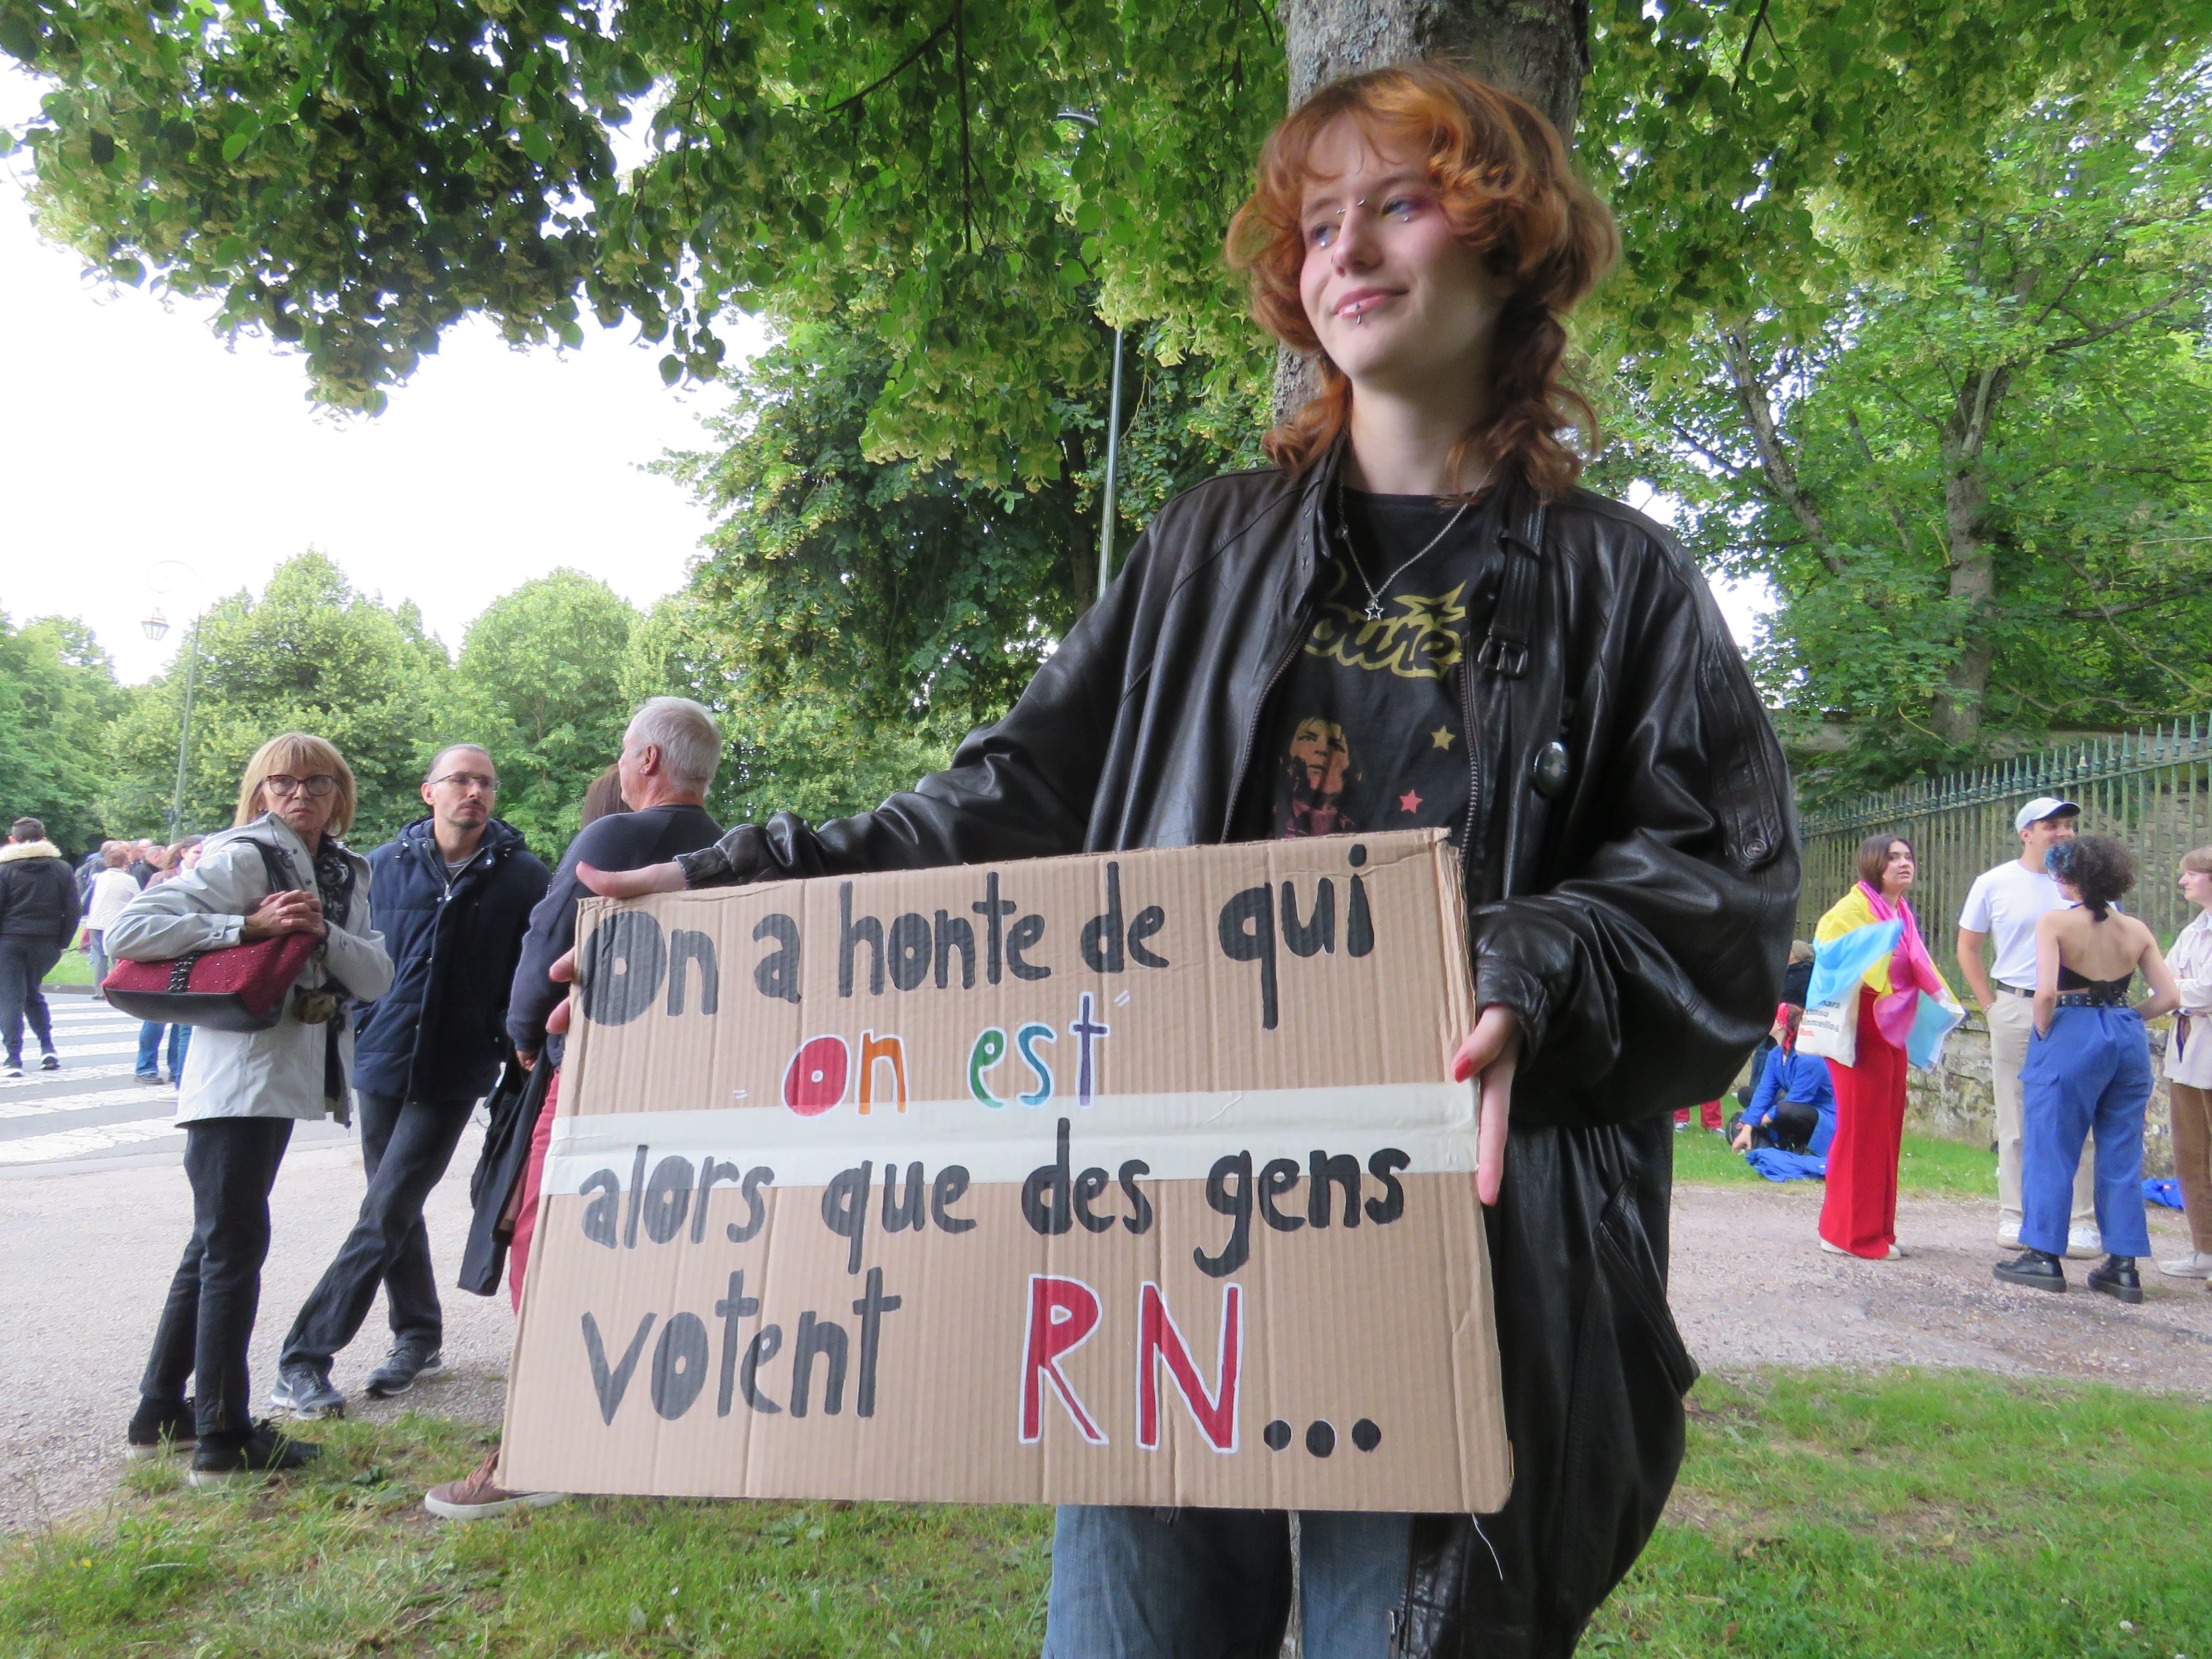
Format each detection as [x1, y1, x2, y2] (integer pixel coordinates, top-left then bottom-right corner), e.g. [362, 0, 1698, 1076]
[1908, 1010, 2176, 1177]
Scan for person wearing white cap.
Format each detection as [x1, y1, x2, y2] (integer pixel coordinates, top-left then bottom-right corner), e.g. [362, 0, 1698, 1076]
[1958, 796, 2101, 1255]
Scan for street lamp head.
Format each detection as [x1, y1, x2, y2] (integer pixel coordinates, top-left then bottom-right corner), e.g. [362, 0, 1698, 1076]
[141, 608, 170, 642]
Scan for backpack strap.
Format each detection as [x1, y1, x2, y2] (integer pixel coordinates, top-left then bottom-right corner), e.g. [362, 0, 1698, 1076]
[1473, 487, 1546, 681]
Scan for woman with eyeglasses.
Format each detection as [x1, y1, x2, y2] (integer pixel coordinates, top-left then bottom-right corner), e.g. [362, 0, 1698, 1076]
[104, 733, 392, 1482]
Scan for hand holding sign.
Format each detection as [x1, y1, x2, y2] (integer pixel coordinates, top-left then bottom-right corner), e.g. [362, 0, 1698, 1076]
[1451, 1006, 1520, 1207]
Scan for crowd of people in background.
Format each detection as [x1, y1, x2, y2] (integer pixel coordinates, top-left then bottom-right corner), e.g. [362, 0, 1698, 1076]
[77, 698, 723, 1507]
[1716, 795, 2212, 1304]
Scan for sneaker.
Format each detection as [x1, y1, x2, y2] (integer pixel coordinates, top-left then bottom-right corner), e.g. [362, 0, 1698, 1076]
[2086, 1254, 2143, 1304]
[125, 1396, 197, 1461]
[269, 1361, 345, 1420]
[2, 1063, 20, 1080]
[2066, 1226, 2103, 1261]
[1819, 1238, 1850, 1257]
[135, 1072, 165, 1085]
[188, 1419, 321, 1486]
[365, 1343, 445, 1400]
[1997, 1225, 2022, 1249]
[423, 1449, 568, 1521]
[1884, 1244, 1904, 1261]
[1994, 1249, 2067, 1292]
[2155, 1250, 2212, 1279]
[39, 1054, 58, 1071]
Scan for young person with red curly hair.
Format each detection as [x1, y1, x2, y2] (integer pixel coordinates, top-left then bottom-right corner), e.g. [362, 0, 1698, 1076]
[578, 63, 1794, 1659]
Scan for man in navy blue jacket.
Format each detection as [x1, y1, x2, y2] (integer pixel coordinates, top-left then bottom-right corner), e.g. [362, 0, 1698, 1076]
[271, 745, 551, 1418]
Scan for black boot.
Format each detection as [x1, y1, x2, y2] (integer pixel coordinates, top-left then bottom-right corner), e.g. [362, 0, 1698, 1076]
[2087, 1254, 2143, 1304]
[1994, 1249, 2067, 1292]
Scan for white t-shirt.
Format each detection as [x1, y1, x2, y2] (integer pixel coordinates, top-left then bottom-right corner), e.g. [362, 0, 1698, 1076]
[1958, 861, 2064, 990]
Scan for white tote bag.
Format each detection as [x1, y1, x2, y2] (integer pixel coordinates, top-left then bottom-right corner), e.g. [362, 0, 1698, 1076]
[1796, 995, 1857, 1067]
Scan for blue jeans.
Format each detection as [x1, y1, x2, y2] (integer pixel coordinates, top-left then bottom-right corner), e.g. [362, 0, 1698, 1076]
[2020, 1005, 2152, 1258]
[1042, 1506, 1410, 1659]
[137, 1022, 189, 1081]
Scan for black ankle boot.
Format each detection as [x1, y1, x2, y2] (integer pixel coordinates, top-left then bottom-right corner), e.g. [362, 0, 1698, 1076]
[2087, 1254, 2143, 1304]
[1994, 1249, 2066, 1292]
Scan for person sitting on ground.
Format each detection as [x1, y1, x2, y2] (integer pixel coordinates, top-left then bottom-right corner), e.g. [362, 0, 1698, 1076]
[1732, 1003, 1835, 1155]
[1995, 835, 2178, 1302]
[0, 817, 82, 1079]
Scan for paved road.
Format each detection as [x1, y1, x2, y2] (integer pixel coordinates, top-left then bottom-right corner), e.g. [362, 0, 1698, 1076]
[0, 992, 511, 1533]
[0, 992, 355, 1167]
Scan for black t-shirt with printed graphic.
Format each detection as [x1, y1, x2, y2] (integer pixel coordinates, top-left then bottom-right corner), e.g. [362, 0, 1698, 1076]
[1255, 487, 1496, 846]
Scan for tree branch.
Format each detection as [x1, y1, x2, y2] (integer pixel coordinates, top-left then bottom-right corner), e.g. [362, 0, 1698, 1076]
[1715, 327, 1846, 577]
[826, 10, 959, 118]
[2044, 282, 2201, 354]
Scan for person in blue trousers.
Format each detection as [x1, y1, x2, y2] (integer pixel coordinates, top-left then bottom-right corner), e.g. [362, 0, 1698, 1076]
[1996, 836, 2179, 1302]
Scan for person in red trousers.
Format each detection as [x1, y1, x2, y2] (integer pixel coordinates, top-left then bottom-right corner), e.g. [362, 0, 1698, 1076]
[1810, 833, 1955, 1260]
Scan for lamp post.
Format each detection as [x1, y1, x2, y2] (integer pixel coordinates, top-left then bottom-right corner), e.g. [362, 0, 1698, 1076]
[142, 564, 204, 839]
[1057, 108, 1125, 602]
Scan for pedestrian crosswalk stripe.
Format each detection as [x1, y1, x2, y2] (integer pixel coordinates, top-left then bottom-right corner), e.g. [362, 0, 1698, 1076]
[0, 1086, 176, 1121]
[0, 1063, 141, 1090]
[0, 1118, 184, 1165]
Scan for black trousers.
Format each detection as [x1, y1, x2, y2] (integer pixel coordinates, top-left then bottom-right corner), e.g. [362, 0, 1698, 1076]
[142, 1118, 295, 1435]
[0, 937, 60, 1063]
[1743, 1098, 1821, 1153]
[280, 1092, 472, 1370]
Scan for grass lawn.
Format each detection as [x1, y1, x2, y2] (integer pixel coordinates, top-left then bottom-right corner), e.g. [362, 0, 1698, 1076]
[4, 1371, 2206, 1658]
[1587, 1370, 2212, 1658]
[1672, 1123, 1998, 1200]
[40, 948, 96, 988]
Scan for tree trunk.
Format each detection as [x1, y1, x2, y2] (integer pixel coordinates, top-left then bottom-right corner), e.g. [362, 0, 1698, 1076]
[1933, 365, 2009, 745]
[1271, 0, 1590, 422]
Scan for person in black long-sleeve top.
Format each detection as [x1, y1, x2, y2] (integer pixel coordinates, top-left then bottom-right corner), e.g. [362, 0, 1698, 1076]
[423, 697, 723, 1524]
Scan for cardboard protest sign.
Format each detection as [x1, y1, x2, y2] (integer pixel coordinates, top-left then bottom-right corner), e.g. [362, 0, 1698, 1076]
[501, 829, 1511, 1514]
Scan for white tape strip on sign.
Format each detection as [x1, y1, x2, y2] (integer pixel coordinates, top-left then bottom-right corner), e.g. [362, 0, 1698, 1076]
[543, 1082, 1478, 1194]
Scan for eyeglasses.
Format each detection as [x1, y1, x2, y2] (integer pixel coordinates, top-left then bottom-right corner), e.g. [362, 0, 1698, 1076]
[430, 772, 499, 793]
[264, 774, 339, 798]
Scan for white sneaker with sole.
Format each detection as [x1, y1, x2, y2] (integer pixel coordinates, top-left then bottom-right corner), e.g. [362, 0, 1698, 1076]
[2066, 1227, 2103, 1261]
[2155, 1250, 2212, 1279]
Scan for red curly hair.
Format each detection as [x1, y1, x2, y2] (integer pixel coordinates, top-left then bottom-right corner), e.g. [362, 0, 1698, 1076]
[1226, 63, 1619, 498]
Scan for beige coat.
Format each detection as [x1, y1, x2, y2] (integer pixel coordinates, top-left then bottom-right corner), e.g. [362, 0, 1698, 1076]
[2166, 910, 2212, 1089]
[104, 815, 392, 1125]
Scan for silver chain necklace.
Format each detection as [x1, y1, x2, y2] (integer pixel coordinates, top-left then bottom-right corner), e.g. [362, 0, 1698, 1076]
[1334, 483, 1476, 621]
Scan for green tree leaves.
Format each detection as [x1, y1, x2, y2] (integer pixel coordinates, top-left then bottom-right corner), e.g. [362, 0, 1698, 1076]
[446, 569, 641, 850]
[101, 553, 451, 843]
[1604, 61, 2212, 797]
[0, 612, 124, 851]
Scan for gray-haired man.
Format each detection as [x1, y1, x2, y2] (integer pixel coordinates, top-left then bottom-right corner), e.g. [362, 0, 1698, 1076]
[1957, 796, 2100, 1256]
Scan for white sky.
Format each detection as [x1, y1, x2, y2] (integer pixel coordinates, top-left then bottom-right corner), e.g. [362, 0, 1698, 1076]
[0, 69, 748, 685]
[0, 66, 1769, 688]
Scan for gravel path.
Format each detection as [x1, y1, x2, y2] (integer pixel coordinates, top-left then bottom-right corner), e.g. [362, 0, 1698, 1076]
[2, 1147, 2207, 1534]
[0, 1128, 511, 1536]
[1667, 1177, 2212, 1396]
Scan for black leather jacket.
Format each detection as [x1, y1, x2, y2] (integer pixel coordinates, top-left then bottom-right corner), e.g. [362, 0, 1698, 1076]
[680, 446, 1799, 1657]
